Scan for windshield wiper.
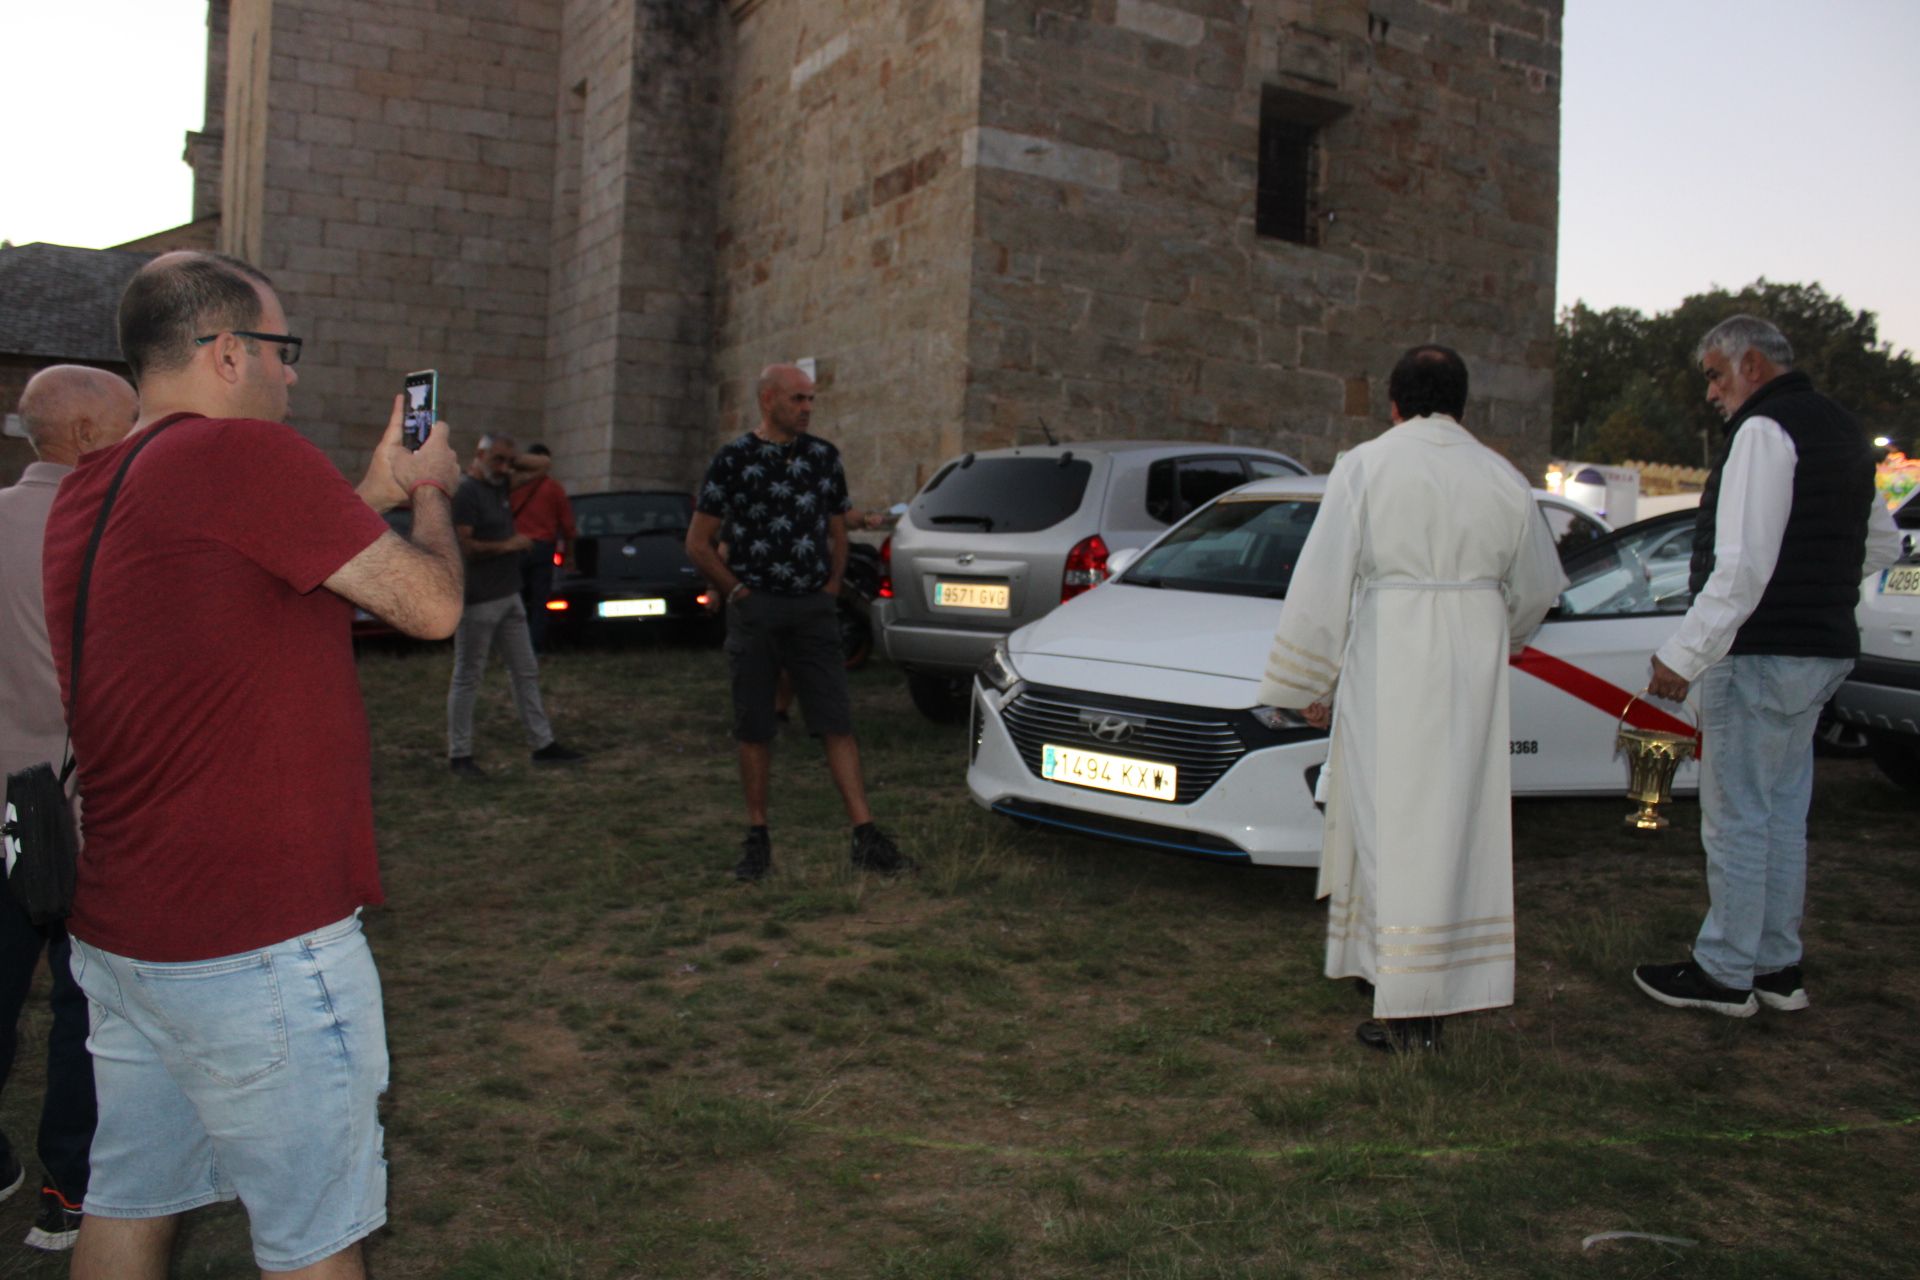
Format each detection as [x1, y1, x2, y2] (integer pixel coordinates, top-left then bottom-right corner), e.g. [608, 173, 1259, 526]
[1123, 575, 1166, 589]
[930, 514, 995, 529]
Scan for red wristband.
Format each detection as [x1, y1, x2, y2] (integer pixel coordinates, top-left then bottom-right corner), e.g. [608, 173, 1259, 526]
[408, 479, 450, 500]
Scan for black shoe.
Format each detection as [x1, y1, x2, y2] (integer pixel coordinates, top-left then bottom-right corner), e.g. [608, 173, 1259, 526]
[0, 1153, 21, 1204]
[24, 1188, 80, 1252]
[448, 756, 486, 780]
[851, 824, 914, 875]
[531, 742, 586, 766]
[733, 829, 771, 882]
[1754, 964, 1809, 1012]
[1632, 959, 1757, 1018]
[1356, 1017, 1442, 1053]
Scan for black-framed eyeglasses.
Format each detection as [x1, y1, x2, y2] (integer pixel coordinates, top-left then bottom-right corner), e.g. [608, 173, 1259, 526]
[194, 331, 303, 366]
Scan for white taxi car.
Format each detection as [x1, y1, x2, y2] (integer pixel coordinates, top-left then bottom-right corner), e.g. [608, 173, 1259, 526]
[965, 476, 1701, 867]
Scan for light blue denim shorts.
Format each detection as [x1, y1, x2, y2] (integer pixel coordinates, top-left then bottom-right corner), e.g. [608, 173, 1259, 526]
[71, 912, 389, 1271]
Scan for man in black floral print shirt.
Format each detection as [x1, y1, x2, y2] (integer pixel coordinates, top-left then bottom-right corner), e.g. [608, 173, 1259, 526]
[687, 364, 911, 881]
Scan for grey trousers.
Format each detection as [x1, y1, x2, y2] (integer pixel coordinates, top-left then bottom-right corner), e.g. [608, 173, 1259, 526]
[447, 593, 555, 758]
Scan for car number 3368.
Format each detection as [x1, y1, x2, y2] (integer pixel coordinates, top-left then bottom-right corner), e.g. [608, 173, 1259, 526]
[1509, 740, 1539, 755]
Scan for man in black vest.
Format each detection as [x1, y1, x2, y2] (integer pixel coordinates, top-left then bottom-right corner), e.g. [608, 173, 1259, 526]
[1635, 315, 1901, 1017]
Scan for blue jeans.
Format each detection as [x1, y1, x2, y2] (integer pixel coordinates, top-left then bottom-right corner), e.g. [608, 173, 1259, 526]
[72, 914, 388, 1271]
[1692, 654, 1853, 988]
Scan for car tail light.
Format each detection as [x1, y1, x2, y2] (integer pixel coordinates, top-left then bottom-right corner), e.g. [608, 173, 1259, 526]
[1062, 534, 1109, 602]
[545, 599, 569, 612]
[878, 536, 893, 599]
[697, 590, 714, 609]
[552, 549, 563, 567]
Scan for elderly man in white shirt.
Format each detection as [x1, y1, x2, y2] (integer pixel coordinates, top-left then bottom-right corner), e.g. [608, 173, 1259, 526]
[1635, 315, 1901, 1017]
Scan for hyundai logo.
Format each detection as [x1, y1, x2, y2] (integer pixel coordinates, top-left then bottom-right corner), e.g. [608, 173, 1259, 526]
[1082, 713, 1142, 744]
[621, 544, 638, 557]
[957, 552, 976, 566]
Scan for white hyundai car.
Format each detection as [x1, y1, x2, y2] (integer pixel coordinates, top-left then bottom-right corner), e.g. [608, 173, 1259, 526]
[965, 476, 1702, 867]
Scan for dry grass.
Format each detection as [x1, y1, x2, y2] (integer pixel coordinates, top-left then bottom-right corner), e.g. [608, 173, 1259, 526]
[0, 637, 1914, 1278]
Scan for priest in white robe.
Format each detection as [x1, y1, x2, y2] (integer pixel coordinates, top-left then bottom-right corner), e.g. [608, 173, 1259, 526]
[1257, 345, 1567, 1052]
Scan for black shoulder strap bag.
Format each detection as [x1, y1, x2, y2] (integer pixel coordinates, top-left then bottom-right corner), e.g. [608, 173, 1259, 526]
[3, 418, 184, 925]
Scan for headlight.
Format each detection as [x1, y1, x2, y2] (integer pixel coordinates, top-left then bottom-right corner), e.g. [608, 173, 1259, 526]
[978, 642, 1020, 694]
[1251, 705, 1308, 730]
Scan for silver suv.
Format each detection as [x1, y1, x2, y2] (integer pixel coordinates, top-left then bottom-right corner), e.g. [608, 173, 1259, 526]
[875, 441, 1306, 719]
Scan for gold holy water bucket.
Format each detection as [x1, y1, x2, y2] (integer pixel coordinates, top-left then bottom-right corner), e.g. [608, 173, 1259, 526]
[1615, 692, 1698, 831]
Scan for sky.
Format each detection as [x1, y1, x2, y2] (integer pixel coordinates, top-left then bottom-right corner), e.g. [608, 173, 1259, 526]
[3, 1, 1918, 354]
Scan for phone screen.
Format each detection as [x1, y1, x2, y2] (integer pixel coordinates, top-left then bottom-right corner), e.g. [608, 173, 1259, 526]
[403, 369, 438, 451]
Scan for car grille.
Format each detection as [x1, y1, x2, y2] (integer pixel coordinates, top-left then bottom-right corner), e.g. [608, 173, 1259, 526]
[1000, 685, 1248, 804]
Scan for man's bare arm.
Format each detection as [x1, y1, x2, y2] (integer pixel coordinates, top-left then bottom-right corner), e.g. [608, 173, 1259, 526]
[457, 524, 531, 558]
[686, 511, 739, 596]
[327, 489, 465, 639]
[824, 512, 849, 595]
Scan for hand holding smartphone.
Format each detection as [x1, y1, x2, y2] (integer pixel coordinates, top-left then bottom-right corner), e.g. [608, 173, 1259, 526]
[403, 369, 439, 451]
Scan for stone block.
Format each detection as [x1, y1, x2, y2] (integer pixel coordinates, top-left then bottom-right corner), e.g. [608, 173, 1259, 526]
[1115, 0, 1207, 48]
[965, 126, 1123, 192]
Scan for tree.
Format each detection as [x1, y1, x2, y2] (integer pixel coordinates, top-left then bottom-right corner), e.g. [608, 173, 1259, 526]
[1554, 281, 1920, 465]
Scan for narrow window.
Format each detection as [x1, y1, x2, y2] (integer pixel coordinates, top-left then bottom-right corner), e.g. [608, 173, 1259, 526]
[1257, 87, 1349, 245]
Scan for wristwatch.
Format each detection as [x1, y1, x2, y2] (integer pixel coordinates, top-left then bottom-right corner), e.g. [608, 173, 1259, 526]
[727, 583, 748, 603]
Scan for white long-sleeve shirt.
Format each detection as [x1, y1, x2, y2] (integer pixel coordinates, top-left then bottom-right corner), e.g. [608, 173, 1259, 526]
[1655, 417, 1904, 681]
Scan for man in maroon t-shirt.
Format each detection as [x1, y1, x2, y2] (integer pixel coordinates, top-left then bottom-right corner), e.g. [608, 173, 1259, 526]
[41, 251, 464, 1280]
[508, 442, 575, 652]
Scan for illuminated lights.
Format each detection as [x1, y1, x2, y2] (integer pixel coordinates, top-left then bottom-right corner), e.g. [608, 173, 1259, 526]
[1061, 534, 1110, 603]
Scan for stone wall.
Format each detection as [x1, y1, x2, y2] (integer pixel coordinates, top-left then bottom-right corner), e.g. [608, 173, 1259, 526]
[543, 0, 724, 491]
[711, 0, 985, 508]
[967, 0, 1562, 474]
[230, 0, 560, 471]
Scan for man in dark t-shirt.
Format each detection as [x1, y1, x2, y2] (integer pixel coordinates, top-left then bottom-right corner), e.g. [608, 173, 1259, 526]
[686, 364, 909, 881]
[447, 433, 583, 777]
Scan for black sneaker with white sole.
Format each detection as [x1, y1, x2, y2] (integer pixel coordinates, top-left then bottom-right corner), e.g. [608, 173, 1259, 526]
[1754, 964, 1809, 1012]
[25, 1188, 82, 1252]
[1632, 959, 1758, 1017]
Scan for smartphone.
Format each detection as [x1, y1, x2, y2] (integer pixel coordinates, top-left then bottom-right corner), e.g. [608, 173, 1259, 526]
[403, 369, 438, 451]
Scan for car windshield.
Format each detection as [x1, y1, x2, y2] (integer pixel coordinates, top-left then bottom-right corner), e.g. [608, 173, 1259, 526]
[1120, 495, 1320, 597]
[912, 456, 1093, 534]
[574, 493, 691, 538]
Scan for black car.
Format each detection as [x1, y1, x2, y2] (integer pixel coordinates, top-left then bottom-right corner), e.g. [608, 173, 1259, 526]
[544, 490, 714, 640]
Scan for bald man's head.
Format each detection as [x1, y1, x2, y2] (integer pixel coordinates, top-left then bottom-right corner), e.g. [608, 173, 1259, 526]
[757, 363, 815, 439]
[16, 365, 139, 465]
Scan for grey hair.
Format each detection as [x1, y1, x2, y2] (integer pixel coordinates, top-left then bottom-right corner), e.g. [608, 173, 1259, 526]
[476, 432, 516, 452]
[1694, 314, 1794, 368]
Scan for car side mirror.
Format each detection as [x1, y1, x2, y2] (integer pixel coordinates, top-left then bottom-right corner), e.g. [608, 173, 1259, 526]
[1107, 547, 1141, 578]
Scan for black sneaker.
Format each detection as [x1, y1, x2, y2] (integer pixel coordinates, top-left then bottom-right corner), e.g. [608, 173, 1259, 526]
[530, 742, 586, 766]
[1356, 1017, 1442, 1053]
[1632, 959, 1757, 1018]
[0, 1153, 21, 1203]
[850, 825, 914, 875]
[24, 1188, 81, 1252]
[448, 755, 486, 780]
[1754, 964, 1809, 1012]
[733, 829, 771, 882]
